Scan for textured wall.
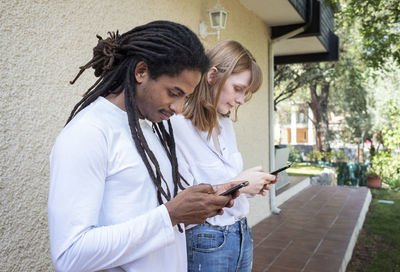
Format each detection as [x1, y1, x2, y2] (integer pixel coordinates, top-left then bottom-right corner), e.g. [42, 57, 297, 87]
[0, 0, 269, 270]
[212, 0, 270, 170]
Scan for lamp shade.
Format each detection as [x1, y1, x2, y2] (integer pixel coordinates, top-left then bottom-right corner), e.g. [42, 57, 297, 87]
[208, 1, 228, 29]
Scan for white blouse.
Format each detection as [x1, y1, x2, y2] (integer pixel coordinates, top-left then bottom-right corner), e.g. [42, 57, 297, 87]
[171, 114, 249, 227]
[48, 97, 186, 272]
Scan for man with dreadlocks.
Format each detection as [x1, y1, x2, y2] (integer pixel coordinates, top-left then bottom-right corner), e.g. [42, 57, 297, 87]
[48, 21, 240, 272]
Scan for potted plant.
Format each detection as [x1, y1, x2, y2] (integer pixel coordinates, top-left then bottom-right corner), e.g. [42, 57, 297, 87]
[365, 168, 381, 189]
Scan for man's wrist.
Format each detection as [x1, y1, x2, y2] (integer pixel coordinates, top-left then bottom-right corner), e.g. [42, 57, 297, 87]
[165, 201, 178, 226]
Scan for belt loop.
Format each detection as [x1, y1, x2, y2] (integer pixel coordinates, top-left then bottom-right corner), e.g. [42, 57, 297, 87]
[241, 217, 246, 230]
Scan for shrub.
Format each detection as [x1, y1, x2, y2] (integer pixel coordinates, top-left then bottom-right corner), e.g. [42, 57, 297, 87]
[365, 167, 379, 178]
[370, 101, 400, 190]
[306, 150, 345, 162]
[373, 150, 400, 190]
[332, 150, 347, 162]
[288, 145, 303, 162]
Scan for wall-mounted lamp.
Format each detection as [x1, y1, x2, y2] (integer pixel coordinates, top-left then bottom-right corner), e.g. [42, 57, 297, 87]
[199, 0, 228, 40]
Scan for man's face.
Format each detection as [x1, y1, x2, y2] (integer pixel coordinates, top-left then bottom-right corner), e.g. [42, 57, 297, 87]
[135, 68, 201, 122]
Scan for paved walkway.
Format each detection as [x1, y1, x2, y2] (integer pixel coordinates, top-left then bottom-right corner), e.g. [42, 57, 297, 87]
[252, 185, 371, 272]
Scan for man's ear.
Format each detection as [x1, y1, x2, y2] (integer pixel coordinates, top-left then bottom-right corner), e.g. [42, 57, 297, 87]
[206, 67, 219, 85]
[134, 61, 149, 83]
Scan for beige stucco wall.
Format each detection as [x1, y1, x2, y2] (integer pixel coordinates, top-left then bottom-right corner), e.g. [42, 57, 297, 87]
[0, 0, 270, 270]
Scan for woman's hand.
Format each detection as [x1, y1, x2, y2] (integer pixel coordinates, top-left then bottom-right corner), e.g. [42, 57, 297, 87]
[231, 166, 277, 196]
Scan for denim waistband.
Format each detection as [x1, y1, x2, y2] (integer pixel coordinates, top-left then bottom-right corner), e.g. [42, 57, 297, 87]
[203, 217, 249, 233]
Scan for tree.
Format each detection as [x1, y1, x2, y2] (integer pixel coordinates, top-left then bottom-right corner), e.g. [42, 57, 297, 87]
[329, 53, 372, 161]
[366, 61, 400, 156]
[274, 3, 374, 155]
[273, 65, 310, 111]
[275, 0, 399, 159]
[274, 50, 373, 155]
[335, 0, 400, 69]
[305, 63, 336, 153]
[274, 62, 336, 153]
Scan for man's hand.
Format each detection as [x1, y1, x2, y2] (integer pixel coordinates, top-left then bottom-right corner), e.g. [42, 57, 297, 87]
[165, 184, 234, 226]
[212, 180, 243, 208]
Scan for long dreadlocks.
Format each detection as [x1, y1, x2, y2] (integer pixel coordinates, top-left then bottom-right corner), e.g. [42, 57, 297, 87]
[66, 21, 209, 217]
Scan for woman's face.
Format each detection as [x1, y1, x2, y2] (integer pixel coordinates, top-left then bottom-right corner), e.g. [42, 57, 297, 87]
[214, 69, 251, 115]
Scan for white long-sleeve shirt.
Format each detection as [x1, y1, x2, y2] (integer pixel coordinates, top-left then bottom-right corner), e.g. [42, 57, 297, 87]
[171, 114, 249, 227]
[48, 97, 186, 272]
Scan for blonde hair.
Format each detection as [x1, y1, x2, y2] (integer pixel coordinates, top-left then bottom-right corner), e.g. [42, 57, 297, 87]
[183, 40, 263, 137]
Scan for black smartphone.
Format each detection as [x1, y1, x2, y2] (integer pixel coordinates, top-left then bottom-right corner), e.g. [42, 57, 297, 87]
[270, 163, 293, 175]
[219, 181, 249, 196]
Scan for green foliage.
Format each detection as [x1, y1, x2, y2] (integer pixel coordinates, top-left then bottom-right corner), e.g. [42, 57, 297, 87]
[367, 64, 400, 144]
[274, 62, 335, 109]
[274, 38, 370, 150]
[274, 1, 400, 153]
[306, 150, 321, 161]
[371, 101, 400, 190]
[333, 150, 347, 162]
[306, 150, 347, 162]
[331, 54, 373, 144]
[364, 167, 379, 178]
[387, 174, 400, 191]
[373, 151, 400, 191]
[381, 101, 400, 150]
[275, 62, 336, 152]
[287, 145, 303, 162]
[273, 65, 310, 109]
[337, 0, 400, 69]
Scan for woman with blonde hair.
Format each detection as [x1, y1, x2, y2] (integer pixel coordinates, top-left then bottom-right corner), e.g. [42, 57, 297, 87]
[171, 40, 276, 272]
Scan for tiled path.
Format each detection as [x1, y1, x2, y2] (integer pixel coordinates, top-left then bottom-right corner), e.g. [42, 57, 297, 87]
[252, 185, 371, 272]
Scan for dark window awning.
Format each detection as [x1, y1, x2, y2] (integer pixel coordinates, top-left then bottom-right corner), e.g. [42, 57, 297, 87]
[239, 0, 339, 64]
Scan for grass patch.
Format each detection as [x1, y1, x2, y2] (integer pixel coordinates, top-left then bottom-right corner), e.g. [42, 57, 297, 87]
[286, 162, 324, 177]
[347, 189, 400, 272]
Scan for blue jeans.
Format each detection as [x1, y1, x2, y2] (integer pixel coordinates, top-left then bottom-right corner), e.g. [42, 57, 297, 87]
[186, 218, 253, 272]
